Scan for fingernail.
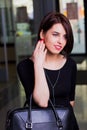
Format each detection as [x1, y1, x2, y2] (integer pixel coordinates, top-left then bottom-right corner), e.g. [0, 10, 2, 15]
[41, 39, 44, 42]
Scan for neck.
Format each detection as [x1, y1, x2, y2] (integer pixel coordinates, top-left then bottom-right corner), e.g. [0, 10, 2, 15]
[44, 53, 61, 69]
[44, 52, 66, 70]
[45, 52, 63, 62]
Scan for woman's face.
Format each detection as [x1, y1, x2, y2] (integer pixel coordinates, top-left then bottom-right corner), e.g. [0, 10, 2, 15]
[43, 23, 67, 54]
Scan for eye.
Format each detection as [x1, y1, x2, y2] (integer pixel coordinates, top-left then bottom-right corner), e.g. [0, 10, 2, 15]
[52, 33, 59, 36]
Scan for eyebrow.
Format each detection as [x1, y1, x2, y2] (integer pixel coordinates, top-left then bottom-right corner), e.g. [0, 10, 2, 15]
[52, 31, 66, 35]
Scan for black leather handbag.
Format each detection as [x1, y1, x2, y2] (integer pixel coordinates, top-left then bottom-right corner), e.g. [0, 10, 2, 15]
[6, 95, 71, 130]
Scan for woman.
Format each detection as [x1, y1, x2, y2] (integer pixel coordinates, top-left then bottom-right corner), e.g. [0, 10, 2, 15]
[17, 12, 79, 130]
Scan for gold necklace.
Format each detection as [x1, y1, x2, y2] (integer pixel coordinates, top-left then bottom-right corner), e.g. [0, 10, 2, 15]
[44, 69, 60, 105]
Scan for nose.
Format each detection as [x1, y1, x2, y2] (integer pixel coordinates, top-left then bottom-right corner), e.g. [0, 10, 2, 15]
[57, 36, 63, 44]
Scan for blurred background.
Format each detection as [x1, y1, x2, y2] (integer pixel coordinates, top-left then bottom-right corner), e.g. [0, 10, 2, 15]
[0, 0, 87, 130]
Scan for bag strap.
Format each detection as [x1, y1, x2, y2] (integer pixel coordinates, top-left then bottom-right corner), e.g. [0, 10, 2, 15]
[49, 99, 63, 129]
[25, 94, 63, 130]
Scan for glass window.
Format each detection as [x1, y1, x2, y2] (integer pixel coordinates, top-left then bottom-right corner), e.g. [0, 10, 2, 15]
[0, 0, 14, 44]
[59, 0, 86, 54]
[13, 0, 36, 63]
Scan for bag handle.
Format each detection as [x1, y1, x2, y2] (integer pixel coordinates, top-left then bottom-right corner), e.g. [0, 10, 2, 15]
[25, 94, 63, 130]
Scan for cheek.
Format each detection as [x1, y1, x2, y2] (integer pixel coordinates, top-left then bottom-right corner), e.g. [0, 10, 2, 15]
[44, 34, 57, 48]
[63, 41, 67, 47]
[44, 37, 50, 45]
[45, 35, 55, 44]
[61, 38, 67, 47]
[45, 39, 54, 48]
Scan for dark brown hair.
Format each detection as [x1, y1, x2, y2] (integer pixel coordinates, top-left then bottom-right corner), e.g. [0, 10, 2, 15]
[37, 12, 74, 55]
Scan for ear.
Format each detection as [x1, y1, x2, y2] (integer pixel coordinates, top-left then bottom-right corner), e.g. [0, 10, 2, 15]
[40, 30, 45, 39]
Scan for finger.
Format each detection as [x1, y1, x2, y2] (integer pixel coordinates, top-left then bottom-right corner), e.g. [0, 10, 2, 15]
[39, 42, 45, 51]
[35, 40, 44, 50]
[44, 48, 47, 55]
[34, 40, 41, 52]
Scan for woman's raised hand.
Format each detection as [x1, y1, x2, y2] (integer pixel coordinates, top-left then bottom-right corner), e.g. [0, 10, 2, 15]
[32, 40, 47, 67]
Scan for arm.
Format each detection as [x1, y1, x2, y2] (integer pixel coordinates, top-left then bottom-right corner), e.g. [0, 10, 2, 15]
[17, 59, 34, 100]
[32, 40, 50, 107]
[33, 64, 49, 107]
[69, 60, 77, 107]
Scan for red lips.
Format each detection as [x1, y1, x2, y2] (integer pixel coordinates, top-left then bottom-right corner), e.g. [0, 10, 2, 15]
[54, 45, 62, 51]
